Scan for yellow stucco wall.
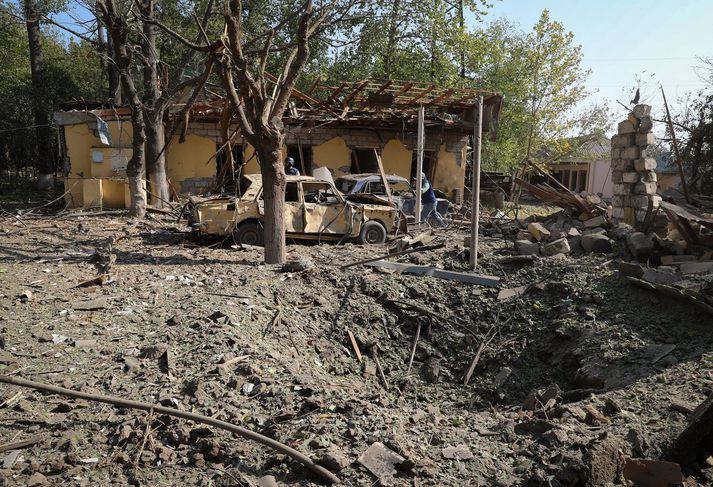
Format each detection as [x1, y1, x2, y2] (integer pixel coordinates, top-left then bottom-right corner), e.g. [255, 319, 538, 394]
[382, 139, 412, 178]
[431, 143, 465, 200]
[313, 137, 351, 176]
[166, 134, 217, 184]
[63, 120, 138, 208]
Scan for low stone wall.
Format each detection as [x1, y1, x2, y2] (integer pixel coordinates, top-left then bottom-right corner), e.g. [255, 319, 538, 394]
[610, 104, 659, 225]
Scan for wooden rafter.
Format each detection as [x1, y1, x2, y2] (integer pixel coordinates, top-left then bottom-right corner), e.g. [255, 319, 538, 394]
[358, 80, 393, 109]
[324, 82, 348, 105]
[406, 84, 436, 105]
[341, 80, 370, 108]
[426, 88, 455, 106]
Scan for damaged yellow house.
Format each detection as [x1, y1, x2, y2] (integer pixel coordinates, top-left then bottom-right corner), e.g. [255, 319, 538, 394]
[55, 80, 502, 209]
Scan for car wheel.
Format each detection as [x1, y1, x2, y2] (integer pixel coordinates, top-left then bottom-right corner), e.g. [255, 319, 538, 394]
[234, 221, 264, 247]
[358, 220, 387, 245]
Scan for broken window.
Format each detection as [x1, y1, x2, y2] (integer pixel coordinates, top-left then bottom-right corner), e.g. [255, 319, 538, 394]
[302, 182, 341, 204]
[286, 144, 313, 175]
[351, 148, 380, 173]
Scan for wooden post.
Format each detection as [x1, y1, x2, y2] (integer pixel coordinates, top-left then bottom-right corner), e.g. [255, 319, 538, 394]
[415, 105, 425, 223]
[297, 137, 307, 176]
[470, 97, 483, 270]
[373, 148, 393, 204]
[661, 85, 690, 204]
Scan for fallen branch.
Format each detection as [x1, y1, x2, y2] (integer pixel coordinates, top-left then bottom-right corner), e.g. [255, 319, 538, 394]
[0, 375, 339, 484]
[0, 435, 45, 453]
[341, 243, 444, 269]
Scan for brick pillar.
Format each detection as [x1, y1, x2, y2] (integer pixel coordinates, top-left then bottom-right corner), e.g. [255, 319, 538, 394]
[610, 104, 659, 225]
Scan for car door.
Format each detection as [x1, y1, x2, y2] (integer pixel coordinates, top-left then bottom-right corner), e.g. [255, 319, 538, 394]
[301, 181, 350, 234]
[284, 181, 304, 234]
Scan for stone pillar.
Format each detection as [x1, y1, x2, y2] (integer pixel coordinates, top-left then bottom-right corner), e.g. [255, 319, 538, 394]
[610, 104, 659, 226]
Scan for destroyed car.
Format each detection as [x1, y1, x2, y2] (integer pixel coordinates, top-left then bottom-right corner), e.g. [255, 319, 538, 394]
[185, 174, 402, 246]
[335, 173, 450, 218]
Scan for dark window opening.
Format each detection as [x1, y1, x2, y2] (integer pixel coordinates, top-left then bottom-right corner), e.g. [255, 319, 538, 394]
[351, 148, 380, 173]
[285, 182, 300, 202]
[410, 151, 437, 181]
[578, 170, 587, 192]
[287, 144, 313, 175]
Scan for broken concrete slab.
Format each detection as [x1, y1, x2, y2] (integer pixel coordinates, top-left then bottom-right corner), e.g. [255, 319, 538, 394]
[543, 238, 570, 257]
[442, 444, 474, 460]
[527, 222, 550, 242]
[581, 233, 613, 253]
[358, 442, 406, 486]
[515, 240, 540, 256]
[622, 457, 683, 487]
[626, 232, 654, 259]
[583, 215, 607, 228]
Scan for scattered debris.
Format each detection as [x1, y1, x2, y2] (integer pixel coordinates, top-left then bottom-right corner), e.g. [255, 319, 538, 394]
[358, 442, 406, 486]
[366, 261, 500, 286]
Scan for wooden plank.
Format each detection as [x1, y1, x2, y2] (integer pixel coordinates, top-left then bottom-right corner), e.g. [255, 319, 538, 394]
[341, 243, 444, 269]
[365, 261, 500, 287]
[406, 84, 436, 105]
[359, 80, 393, 109]
[373, 148, 393, 204]
[324, 82, 347, 105]
[346, 328, 362, 363]
[470, 97, 483, 270]
[391, 82, 414, 99]
[426, 88, 455, 106]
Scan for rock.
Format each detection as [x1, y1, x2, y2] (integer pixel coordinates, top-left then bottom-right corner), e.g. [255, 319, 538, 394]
[627, 232, 654, 259]
[583, 215, 607, 228]
[139, 344, 168, 360]
[27, 473, 48, 486]
[619, 261, 644, 278]
[257, 476, 279, 487]
[581, 233, 613, 253]
[315, 445, 350, 472]
[493, 367, 512, 389]
[358, 442, 406, 486]
[617, 120, 635, 134]
[71, 339, 97, 349]
[641, 268, 681, 286]
[442, 444, 474, 460]
[527, 222, 550, 242]
[281, 258, 314, 272]
[166, 314, 182, 326]
[622, 458, 683, 487]
[543, 238, 570, 256]
[583, 436, 625, 486]
[515, 240, 540, 256]
[608, 222, 633, 239]
[123, 356, 141, 373]
[632, 104, 652, 119]
[422, 358, 440, 384]
[634, 181, 657, 195]
[19, 290, 33, 302]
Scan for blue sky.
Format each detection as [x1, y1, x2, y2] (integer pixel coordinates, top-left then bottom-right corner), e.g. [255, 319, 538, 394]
[482, 0, 712, 117]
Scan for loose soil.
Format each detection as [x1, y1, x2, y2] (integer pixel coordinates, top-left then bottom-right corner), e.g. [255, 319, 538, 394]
[1, 202, 712, 486]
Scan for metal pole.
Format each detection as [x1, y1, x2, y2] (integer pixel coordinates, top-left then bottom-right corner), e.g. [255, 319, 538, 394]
[415, 105, 425, 224]
[661, 85, 690, 204]
[470, 97, 483, 270]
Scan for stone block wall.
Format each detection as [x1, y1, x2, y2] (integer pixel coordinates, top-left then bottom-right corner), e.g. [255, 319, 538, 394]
[610, 104, 660, 225]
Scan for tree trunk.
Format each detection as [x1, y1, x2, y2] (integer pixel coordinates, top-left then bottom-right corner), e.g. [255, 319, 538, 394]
[144, 113, 169, 207]
[458, 0, 465, 79]
[384, 0, 401, 78]
[23, 0, 54, 189]
[256, 134, 286, 264]
[140, 0, 169, 208]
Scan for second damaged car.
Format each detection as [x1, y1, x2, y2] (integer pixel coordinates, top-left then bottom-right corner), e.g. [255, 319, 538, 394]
[185, 175, 403, 246]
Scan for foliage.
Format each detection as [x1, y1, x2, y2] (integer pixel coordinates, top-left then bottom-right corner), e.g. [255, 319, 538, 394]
[0, 3, 103, 175]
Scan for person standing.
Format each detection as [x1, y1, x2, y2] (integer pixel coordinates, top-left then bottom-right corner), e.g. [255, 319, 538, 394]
[413, 172, 445, 227]
[285, 157, 300, 176]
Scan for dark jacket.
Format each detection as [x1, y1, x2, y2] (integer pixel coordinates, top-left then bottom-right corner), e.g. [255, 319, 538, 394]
[286, 166, 300, 176]
[421, 179, 437, 204]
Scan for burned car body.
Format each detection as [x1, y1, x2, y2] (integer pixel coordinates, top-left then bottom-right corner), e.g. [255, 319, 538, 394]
[186, 175, 402, 245]
[335, 173, 450, 218]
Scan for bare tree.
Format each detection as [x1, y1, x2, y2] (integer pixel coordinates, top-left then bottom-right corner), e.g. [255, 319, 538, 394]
[96, 0, 147, 217]
[22, 0, 54, 189]
[157, 0, 345, 263]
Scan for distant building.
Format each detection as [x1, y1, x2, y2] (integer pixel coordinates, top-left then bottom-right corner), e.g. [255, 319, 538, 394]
[549, 138, 613, 199]
[655, 151, 680, 193]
